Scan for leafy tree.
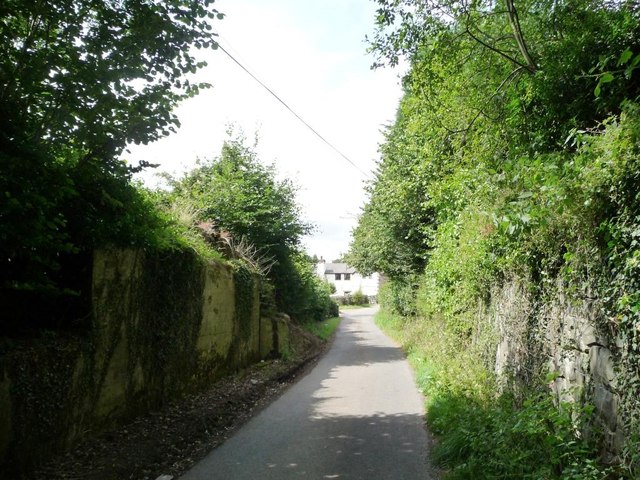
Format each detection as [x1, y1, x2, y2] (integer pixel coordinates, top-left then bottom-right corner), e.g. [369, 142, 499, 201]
[169, 135, 311, 265]
[167, 134, 335, 321]
[1, 0, 220, 154]
[347, 100, 438, 278]
[351, 0, 640, 472]
[0, 0, 223, 294]
[280, 252, 339, 322]
[370, 0, 640, 149]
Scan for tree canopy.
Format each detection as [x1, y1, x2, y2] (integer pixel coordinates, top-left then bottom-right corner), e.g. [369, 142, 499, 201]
[349, 0, 640, 474]
[166, 134, 335, 322]
[0, 0, 223, 292]
[350, 0, 640, 282]
[170, 137, 310, 256]
[1, 0, 220, 154]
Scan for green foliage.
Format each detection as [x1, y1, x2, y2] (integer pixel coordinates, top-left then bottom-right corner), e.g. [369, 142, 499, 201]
[302, 316, 341, 341]
[347, 107, 438, 278]
[166, 134, 333, 323]
[333, 290, 370, 307]
[169, 135, 310, 256]
[417, 209, 496, 335]
[430, 393, 617, 480]
[140, 188, 224, 262]
[582, 105, 640, 471]
[352, 0, 640, 473]
[375, 310, 619, 480]
[377, 277, 418, 317]
[0, 0, 223, 309]
[281, 252, 339, 322]
[375, 309, 492, 401]
[354, 0, 640, 300]
[1, 0, 220, 154]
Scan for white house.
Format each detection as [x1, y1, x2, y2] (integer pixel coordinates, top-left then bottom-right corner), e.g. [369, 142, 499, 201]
[315, 260, 380, 297]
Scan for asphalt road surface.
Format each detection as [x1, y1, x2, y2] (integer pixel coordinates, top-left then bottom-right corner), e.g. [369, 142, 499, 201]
[180, 306, 433, 479]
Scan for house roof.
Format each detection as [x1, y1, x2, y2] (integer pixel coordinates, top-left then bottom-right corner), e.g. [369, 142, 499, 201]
[323, 263, 356, 275]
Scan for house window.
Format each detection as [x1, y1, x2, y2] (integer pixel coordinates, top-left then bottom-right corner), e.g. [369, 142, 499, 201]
[335, 273, 341, 280]
[344, 273, 351, 280]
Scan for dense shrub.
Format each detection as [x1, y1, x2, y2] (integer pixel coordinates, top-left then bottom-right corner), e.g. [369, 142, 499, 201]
[164, 135, 335, 323]
[377, 277, 417, 316]
[350, 0, 640, 474]
[333, 290, 370, 306]
[0, 0, 222, 299]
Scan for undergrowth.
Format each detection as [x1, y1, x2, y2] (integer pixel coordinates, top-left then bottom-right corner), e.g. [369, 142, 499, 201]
[302, 317, 341, 341]
[375, 309, 621, 480]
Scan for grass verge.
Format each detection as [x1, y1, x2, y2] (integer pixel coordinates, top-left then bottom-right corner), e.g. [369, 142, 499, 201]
[374, 309, 623, 480]
[338, 304, 372, 310]
[301, 316, 341, 341]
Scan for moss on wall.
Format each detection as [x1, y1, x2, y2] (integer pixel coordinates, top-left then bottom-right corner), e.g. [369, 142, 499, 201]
[133, 249, 205, 403]
[0, 336, 84, 473]
[197, 261, 235, 358]
[233, 262, 255, 340]
[0, 248, 282, 473]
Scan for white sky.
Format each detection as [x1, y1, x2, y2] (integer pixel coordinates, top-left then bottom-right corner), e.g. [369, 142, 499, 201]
[125, 0, 405, 261]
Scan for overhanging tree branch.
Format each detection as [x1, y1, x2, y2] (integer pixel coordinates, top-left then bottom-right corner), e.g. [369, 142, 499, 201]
[465, 22, 530, 71]
[505, 0, 537, 73]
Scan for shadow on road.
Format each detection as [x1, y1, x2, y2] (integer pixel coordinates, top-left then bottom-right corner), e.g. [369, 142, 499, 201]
[244, 412, 432, 479]
[179, 305, 437, 480]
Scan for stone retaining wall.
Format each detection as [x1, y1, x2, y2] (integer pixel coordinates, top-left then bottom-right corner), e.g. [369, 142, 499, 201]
[0, 249, 290, 472]
[490, 278, 622, 461]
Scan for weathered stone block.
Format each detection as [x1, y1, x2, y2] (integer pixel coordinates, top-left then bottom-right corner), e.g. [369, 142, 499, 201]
[593, 383, 618, 431]
[197, 262, 235, 359]
[590, 346, 615, 386]
[259, 317, 275, 358]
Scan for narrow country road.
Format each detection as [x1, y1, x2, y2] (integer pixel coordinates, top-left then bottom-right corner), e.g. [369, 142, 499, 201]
[180, 306, 433, 479]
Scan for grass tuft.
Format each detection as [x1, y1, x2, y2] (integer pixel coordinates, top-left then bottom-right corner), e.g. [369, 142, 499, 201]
[302, 316, 341, 341]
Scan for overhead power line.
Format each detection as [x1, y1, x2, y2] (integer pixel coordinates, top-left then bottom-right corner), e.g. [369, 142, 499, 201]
[215, 42, 371, 179]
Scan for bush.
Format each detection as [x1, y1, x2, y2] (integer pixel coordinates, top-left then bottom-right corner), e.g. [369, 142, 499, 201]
[333, 291, 370, 306]
[276, 253, 339, 322]
[378, 277, 417, 316]
[164, 135, 322, 320]
[350, 289, 368, 306]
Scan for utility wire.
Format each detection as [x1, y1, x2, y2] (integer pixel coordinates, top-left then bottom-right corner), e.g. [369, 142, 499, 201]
[215, 42, 372, 179]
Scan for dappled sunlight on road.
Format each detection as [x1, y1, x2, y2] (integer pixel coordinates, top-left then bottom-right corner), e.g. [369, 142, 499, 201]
[310, 316, 422, 419]
[180, 306, 433, 479]
[245, 412, 427, 478]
